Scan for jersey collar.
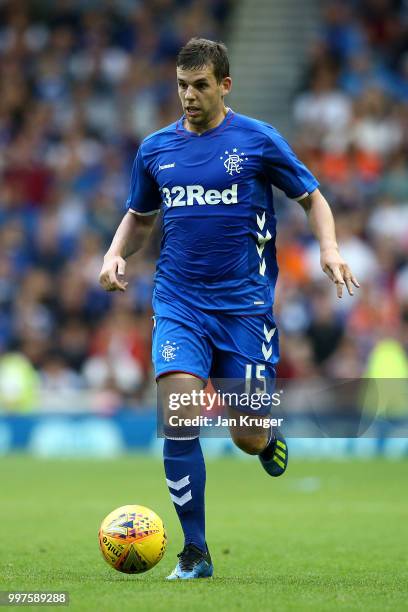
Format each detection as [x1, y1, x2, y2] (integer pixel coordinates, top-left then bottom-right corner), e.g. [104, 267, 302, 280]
[176, 108, 234, 138]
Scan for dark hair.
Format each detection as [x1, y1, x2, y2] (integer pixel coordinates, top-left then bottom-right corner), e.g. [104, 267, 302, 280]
[177, 38, 230, 83]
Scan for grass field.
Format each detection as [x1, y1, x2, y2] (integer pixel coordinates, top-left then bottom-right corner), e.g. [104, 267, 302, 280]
[1, 455, 407, 611]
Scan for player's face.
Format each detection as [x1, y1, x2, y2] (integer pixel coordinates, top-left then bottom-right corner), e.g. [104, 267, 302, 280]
[177, 64, 231, 132]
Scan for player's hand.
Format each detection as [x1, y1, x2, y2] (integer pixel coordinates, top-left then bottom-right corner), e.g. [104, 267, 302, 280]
[99, 254, 128, 292]
[320, 247, 360, 298]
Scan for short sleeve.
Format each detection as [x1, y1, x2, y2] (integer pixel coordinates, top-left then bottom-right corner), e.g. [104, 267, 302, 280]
[262, 127, 319, 200]
[125, 146, 162, 215]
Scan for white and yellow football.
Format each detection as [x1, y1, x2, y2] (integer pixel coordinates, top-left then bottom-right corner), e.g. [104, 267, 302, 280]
[99, 505, 167, 574]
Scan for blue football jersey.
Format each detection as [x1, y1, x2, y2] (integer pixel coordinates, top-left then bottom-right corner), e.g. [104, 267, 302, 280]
[125, 109, 318, 315]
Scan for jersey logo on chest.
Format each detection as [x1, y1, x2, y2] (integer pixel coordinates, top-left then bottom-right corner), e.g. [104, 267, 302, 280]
[162, 184, 238, 207]
[220, 148, 248, 176]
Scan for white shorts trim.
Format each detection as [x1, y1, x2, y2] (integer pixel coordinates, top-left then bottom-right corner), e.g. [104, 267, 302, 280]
[164, 436, 199, 441]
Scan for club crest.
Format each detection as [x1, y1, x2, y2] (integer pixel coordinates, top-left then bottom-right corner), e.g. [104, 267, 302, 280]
[220, 148, 248, 176]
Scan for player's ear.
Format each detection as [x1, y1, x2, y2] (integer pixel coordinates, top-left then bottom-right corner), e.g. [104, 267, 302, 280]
[221, 77, 232, 97]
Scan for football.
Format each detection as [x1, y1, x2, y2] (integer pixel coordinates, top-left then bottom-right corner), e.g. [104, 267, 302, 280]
[99, 505, 167, 574]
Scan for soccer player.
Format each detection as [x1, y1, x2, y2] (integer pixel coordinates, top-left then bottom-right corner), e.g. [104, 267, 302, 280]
[99, 38, 359, 579]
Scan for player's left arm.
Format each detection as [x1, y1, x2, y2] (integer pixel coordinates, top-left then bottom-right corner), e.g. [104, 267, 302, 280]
[298, 188, 360, 298]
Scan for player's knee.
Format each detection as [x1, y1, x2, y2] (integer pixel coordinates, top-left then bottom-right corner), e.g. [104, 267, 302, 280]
[232, 434, 267, 455]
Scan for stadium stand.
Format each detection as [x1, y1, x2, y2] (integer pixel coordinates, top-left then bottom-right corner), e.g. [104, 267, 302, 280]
[0, 0, 407, 411]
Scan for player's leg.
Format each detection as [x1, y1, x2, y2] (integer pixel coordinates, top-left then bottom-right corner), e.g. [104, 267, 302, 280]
[227, 404, 269, 454]
[228, 405, 288, 476]
[211, 312, 288, 476]
[153, 313, 213, 579]
[159, 373, 213, 579]
[228, 387, 289, 477]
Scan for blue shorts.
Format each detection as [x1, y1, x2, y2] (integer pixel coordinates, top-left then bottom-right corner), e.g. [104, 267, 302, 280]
[152, 297, 279, 384]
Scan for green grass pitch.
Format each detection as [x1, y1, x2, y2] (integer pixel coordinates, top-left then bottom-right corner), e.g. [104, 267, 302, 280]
[1, 454, 407, 611]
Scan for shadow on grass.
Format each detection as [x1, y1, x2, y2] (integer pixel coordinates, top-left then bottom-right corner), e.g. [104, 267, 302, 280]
[13, 562, 402, 594]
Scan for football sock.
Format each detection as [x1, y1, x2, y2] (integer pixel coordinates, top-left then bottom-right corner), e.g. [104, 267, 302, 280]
[163, 437, 206, 553]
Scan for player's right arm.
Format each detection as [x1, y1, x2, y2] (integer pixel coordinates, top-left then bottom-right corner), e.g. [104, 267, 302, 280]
[99, 143, 161, 292]
[99, 211, 157, 292]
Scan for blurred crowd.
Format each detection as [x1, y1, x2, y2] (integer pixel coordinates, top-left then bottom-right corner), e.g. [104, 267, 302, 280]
[275, 0, 408, 385]
[0, 0, 230, 411]
[0, 0, 407, 413]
